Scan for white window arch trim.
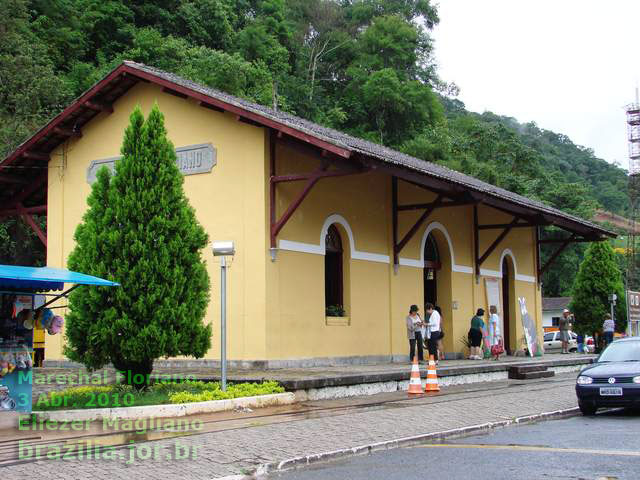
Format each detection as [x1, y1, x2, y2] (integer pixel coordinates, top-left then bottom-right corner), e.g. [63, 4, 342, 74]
[398, 221, 473, 274]
[479, 248, 536, 283]
[278, 213, 390, 264]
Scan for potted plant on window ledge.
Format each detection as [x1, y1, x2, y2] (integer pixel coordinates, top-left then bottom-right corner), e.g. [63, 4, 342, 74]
[326, 305, 345, 317]
[325, 305, 349, 326]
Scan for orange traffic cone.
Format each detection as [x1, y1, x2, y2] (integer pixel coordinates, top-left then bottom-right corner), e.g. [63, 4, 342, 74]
[407, 356, 423, 396]
[424, 355, 440, 393]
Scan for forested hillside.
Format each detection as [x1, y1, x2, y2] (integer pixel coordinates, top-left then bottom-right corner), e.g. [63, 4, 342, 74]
[0, 0, 630, 295]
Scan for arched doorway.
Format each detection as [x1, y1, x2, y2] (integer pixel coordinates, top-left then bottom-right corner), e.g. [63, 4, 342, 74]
[422, 227, 453, 353]
[423, 233, 440, 306]
[501, 256, 516, 354]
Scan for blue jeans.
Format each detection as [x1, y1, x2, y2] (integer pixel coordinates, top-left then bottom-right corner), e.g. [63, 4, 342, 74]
[604, 331, 614, 345]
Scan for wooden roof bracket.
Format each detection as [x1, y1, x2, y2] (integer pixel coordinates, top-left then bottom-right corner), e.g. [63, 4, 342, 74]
[269, 130, 366, 261]
[392, 175, 467, 272]
[475, 208, 521, 282]
[538, 234, 577, 279]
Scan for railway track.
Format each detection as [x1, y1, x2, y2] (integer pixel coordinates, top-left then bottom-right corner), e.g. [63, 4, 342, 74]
[0, 375, 577, 467]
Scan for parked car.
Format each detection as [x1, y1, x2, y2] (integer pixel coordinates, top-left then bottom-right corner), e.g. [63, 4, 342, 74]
[543, 331, 578, 353]
[575, 337, 640, 415]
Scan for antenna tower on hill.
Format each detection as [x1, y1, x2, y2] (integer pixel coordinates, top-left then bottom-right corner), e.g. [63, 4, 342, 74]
[626, 88, 640, 289]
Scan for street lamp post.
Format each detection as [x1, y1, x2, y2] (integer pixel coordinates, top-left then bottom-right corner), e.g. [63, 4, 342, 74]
[212, 241, 235, 391]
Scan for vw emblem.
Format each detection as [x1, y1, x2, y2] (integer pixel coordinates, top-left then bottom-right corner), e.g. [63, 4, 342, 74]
[608, 377, 616, 384]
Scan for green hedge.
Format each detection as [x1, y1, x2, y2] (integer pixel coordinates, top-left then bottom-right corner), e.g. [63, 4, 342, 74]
[34, 380, 284, 411]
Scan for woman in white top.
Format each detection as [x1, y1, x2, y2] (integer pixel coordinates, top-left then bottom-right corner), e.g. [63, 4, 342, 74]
[489, 305, 501, 346]
[424, 303, 441, 363]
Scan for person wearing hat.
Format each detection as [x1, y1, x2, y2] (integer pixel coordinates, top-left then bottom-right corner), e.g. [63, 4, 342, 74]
[559, 309, 573, 354]
[468, 308, 485, 360]
[406, 305, 425, 362]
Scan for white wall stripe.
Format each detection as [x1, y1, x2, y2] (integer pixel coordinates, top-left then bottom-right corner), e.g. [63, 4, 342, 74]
[480, 268, 501, 278]
[278, 214, 390, 263]
[452, 265, 474, 274]
[515, 274, 536, 284]
[352, 251, 390, 264]
[398, 258, 423, 268]
[277, 220, 537, 283]
[278, 239, 323, 256]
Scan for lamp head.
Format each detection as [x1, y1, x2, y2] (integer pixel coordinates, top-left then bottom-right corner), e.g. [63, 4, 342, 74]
[212, 241, 235, 257]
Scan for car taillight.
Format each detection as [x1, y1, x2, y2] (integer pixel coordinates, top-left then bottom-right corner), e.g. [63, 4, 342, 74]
[587, 339, 594, 345]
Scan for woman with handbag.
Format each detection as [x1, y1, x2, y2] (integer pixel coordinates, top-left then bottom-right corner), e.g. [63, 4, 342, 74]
[406, 305, 424, 362]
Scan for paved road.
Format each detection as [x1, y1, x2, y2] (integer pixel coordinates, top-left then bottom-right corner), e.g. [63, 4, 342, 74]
[3, 374, 582, 479]
[273, 409, 640, 480]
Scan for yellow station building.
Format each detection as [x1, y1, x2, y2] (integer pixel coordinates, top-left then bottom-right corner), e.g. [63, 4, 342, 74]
[0, 62, 615, 367]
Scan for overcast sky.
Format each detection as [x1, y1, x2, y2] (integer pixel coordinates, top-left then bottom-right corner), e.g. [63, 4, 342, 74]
[432, 0, 640, 170]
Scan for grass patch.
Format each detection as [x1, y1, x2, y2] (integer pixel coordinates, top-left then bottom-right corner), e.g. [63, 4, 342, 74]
[34, 380, 284, 411]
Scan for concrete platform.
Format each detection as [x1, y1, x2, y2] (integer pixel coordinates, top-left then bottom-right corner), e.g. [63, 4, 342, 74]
[32, 354, 595, 397]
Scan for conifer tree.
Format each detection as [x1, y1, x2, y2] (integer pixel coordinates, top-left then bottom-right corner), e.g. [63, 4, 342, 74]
[569, 241, 627, 339]
[65, 105, 211, 386]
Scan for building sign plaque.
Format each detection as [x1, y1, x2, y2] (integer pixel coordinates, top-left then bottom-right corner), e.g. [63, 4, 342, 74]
[87, 143, 216, 184]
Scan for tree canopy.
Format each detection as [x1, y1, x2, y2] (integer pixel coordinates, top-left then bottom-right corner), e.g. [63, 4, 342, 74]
[1, 0, 630, 296]
[569, 241, 627, 338]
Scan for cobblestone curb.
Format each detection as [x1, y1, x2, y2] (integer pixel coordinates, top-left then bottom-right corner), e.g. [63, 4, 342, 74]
[33, 392, 296, 423]
[232, 406, 580, 479]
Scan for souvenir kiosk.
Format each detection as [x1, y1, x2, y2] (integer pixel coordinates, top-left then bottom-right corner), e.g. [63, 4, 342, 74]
[0, 265, 118, 424]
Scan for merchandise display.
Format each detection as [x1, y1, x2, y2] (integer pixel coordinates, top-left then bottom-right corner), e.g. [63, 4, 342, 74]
[0, 264, 119, 414]
[0, 293, 37, 412]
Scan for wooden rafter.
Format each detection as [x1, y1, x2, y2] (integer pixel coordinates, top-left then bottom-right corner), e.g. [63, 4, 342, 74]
[22, 151, 50, 162]
[84, 101, 113, 113]
[0, 174, 29, 185]
[396, 195, 444, 256]
[0, 205, 46, 217]
[477, 217, 520, 268]
[54, 127, 82, 138]
[478, 221, 536, 230]
[269, 133, 368, 254]
[16, 203, 47, 247]
[397, 198, 470, 212]
[539, 234, 576, 276]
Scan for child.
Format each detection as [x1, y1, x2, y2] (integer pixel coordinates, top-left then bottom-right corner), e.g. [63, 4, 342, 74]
[491, 335, 504, 360]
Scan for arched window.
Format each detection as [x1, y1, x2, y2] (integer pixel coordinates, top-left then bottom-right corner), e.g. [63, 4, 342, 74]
[325, 225, 343, 310]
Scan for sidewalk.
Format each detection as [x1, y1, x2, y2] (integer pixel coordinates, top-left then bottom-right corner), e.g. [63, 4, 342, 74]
[32, 353, 594, 397]
[6, 373, 582, 479]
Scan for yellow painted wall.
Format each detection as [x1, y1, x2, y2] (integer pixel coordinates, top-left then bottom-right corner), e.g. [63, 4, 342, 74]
[47, 82, 268, 361]
[268, 142, 545, 361]
[45, 82, 545, 363]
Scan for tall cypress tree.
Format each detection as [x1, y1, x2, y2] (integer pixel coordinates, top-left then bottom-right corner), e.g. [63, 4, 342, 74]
[569, 241, 627, 339]
[65, 105, 211, 385]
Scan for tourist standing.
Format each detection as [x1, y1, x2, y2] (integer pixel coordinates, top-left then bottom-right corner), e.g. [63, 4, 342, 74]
[603, 313, 615, 346]
[488, 305, 501, 346]
[425, 303, 441, 364]
[559, 309, 573, 354]
[469, 308, 485, 360]
[435, 305, 445, 361]
[406, 305, 424, 362]
[576, 333, 585, 353]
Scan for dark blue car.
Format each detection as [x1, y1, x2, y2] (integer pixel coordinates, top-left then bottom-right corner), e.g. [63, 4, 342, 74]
[575, 337, 640, 415]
